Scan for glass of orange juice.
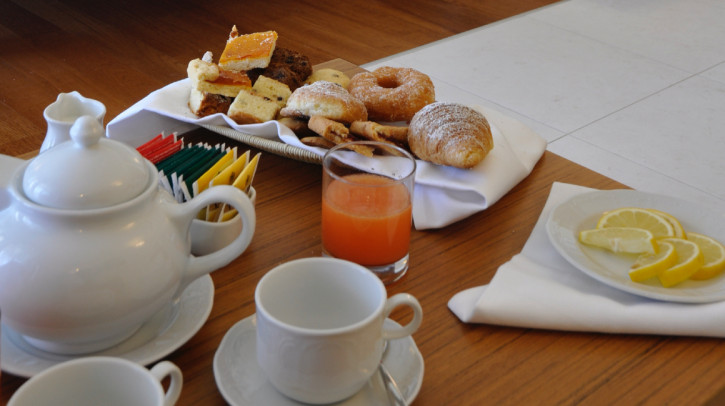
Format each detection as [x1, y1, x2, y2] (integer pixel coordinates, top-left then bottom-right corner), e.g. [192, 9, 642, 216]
[322, 141, 416, 284]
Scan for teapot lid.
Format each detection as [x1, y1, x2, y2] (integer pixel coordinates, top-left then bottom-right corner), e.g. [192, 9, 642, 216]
[22, 116, 150, 209]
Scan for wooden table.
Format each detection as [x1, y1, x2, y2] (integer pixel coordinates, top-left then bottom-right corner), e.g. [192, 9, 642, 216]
[5, 57, 725, 405]
[4, 1, 725, 404]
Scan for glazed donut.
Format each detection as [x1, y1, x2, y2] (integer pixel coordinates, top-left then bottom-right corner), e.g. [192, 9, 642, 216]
[408, 102, 493, 169]
[348, 66, 435, 122]
[280, 81, 368, 124]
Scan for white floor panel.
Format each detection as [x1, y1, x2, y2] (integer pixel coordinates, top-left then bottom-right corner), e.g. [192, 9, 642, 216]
[570, 75, 725, 202]
[532, 0, 725, 73]
[548, 136, 724, 211]
[363, 16, 689, 134]
[701, 62, 725, 84]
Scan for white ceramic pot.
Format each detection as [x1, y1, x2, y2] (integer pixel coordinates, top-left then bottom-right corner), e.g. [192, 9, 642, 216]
[0, 116, 256, 354]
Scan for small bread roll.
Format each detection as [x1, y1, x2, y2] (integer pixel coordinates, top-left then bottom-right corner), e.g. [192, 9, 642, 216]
[304, 68, 351, 89]
[408, 102, 493, 169]
[280, 81, 367, 124]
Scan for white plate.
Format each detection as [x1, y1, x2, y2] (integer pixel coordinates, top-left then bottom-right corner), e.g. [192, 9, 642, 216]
[213, 315, 424, 405]
[1, 275, 214, 377]
[546, 189, 725, 303]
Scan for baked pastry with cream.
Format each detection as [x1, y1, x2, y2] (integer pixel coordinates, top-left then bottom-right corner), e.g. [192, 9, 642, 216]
[219, 26, 278, 72]
[280, 81, 367, 124]
[408, 102, 493, 169]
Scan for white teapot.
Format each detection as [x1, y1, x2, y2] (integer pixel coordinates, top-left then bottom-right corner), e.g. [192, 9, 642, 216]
[0, 116, 255, 354]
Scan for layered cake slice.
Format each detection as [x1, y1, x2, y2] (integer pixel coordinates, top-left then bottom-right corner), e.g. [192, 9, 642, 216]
[187, 52, 252, 116]
[219, 26, 278, 72]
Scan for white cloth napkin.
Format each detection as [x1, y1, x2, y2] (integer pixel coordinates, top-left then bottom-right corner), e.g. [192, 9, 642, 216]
[106, 79, 546, 229]
[449, 182, 725, 337]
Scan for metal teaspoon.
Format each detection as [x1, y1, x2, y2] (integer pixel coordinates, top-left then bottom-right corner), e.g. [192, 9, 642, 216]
[380, 340, 406, 406]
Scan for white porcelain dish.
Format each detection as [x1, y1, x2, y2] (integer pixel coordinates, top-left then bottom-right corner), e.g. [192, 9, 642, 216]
[546, 189, 725, 303]
[1, 275, 214, 378]
[213, 315, 424, 406]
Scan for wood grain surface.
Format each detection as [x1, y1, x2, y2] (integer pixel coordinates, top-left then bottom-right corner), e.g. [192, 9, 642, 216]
[5, 1, 725, 406]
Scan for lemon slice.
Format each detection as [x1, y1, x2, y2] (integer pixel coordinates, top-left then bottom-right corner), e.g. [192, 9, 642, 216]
[646, 209, 686, 239]
[629, 241, 678, 282]
[597, 207, 675, 238]
[687, 232, 725, 280]
[657, 238, 704, 287]
[579, 227, 657, 254]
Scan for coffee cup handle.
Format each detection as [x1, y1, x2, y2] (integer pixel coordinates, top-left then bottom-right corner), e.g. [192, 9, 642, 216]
[382, 293, 423, 340]
[150, 361, 183, 406]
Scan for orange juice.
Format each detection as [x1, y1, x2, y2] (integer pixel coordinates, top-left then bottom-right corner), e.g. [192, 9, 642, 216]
[322, 173, 412, 266]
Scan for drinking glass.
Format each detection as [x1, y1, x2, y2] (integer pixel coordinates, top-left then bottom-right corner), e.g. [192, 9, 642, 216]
[322, 141, 416, 284]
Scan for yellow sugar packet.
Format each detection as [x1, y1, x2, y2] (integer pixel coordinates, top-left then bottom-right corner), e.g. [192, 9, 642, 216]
[191, 146, 237, 220]
[207, 151, 250, 221]
[233, 152, 260, 193]
[193, 147, 237, 196]
[194, 147, 236, 220]
[211, 150, 250, 186]
[218, 152, 261, 222]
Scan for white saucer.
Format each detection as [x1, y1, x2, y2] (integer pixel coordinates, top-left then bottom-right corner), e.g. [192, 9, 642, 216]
[213, 315, 424, 405]
[1, 275, 214, 378]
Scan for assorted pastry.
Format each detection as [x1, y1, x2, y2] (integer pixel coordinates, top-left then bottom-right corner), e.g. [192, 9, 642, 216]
[186, 27, 494, 169]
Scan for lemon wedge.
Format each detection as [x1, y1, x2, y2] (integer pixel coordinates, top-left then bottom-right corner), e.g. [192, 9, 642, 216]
[629, 241, 678, 282]
[597, 207, 675, 238]
[646, 209, 686, 239]
[579, 227, 657, 254]
[687, 232, 725, 280]
[657, 238, 704, 287]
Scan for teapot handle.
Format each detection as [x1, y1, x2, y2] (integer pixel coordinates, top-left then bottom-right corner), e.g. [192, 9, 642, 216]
[168, 185, 256, 290]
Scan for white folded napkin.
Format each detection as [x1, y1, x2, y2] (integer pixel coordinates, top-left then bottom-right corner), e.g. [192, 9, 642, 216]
[106, 79, 546, 229]
[449, 182, 725, 337]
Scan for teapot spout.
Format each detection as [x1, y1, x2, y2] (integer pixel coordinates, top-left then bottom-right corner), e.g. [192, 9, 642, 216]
[41, 91, 106, 153]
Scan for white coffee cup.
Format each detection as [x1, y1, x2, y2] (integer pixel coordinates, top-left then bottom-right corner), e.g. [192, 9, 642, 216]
[255, 257, 423, 404]
[8, 356, 183, 406]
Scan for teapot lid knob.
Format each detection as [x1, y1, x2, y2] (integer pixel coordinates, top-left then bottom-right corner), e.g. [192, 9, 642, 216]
[71, 115, 104, 148]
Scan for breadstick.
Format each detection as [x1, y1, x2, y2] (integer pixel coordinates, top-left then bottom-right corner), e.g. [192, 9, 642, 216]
[308, 116, 374, 157]
[277, 117, 316, 138]
[300, 136, 335, 149]
[308, 115, 349, 142]
[350, 121, 409, 146]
